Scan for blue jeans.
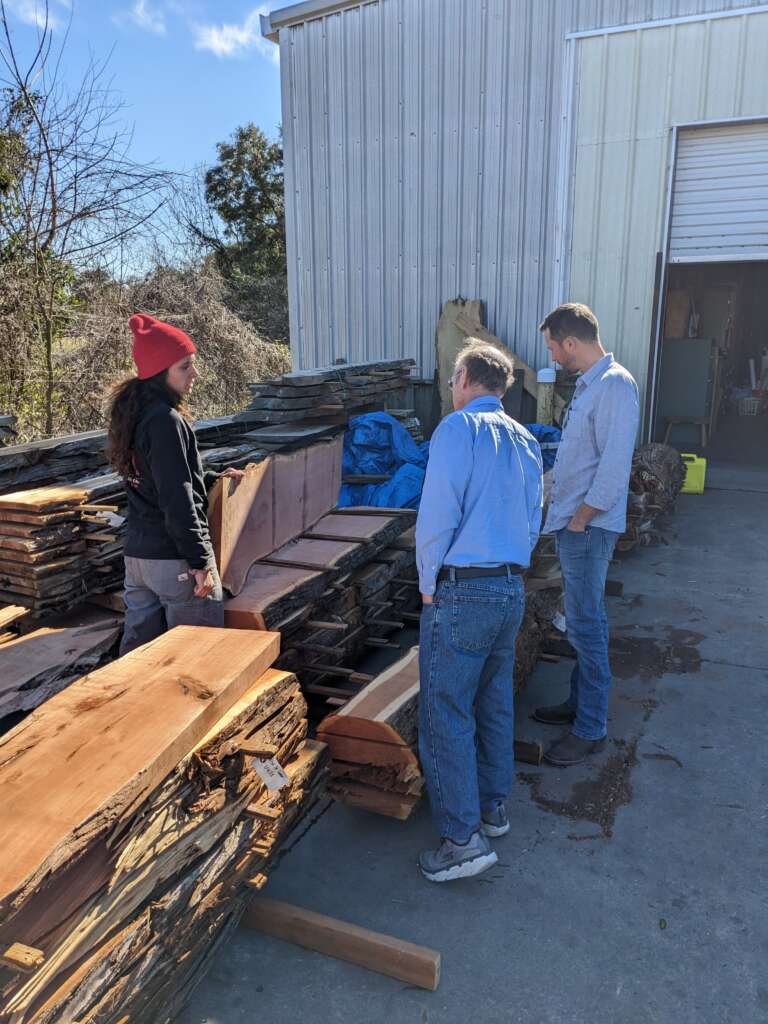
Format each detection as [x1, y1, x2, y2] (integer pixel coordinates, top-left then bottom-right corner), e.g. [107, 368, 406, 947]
[121, 556, 224, 656]
[556, 526, 620, 741]
[418, 574, 525, 844]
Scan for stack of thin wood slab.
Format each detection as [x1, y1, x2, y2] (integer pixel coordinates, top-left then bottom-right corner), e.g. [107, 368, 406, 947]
[240, 359, 415, 425]
[0, 607, 121, 718]
[0, 417, 253, 498]
[0, 625, 329, 1024]
[317, 647, 423, 820]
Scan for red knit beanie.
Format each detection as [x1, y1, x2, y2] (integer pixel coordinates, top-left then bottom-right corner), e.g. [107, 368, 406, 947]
[129, 314, 197, 380]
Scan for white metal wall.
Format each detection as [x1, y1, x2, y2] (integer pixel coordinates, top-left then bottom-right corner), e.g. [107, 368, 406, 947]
[670, 122, 768, 263]
[569, 10, 768, 411]
[276, 0, 768, 379]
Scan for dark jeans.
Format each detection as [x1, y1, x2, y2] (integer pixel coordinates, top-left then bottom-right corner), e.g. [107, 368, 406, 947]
[121, 556, 224, 655]
[418, 574, 525, 843]
[556, 526, 620, 740]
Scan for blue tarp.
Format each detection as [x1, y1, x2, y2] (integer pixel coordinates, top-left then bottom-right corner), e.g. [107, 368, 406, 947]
[338, 412, 562, 509]
[338, 413, 429, 510]
[525, 423, 562, 470]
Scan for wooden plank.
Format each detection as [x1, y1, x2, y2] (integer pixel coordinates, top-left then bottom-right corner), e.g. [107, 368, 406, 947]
[240, 897, 440, 991]
[303, 513, 397, 544]
[338, 647, 419, 722]
[327, 781, 420, 821]
[1, 942, 45, 972]
[0, 604, 28, 630]
[224, 563, 327, 631]
[303, 436, 343, 528]
[0, 625, 280, 915]
[317, 733, 418, 767]
[263, 537, 365, 573]
[0, 609, 122, 715]
[209, 459, 275, 597]
[272, 448, 307, 546]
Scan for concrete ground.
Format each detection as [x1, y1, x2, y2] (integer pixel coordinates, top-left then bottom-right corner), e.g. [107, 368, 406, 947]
[182, 470, 768, 1024]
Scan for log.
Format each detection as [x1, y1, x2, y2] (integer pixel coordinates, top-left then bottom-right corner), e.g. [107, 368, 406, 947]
[240, 897, 440, 991]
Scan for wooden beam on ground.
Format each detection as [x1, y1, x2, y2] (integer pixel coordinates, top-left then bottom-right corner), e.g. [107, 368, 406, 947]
[240, 897, 441, 992]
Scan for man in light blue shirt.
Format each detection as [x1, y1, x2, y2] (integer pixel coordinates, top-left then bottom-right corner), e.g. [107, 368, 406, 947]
[415, 341, 543, 882]
[534, 303, 639, 768]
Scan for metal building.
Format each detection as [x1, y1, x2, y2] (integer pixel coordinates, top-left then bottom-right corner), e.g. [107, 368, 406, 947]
[262, 1, 768, 438]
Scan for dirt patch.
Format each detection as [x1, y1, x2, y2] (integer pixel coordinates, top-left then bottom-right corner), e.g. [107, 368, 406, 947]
[517, 738, 638, 838]
[610, 634, 702, 681]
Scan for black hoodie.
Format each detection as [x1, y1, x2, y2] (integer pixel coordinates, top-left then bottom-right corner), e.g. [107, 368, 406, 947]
[123, 400, 218, 570]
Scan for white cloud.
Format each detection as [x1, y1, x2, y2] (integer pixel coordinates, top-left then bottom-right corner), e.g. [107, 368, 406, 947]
[3, 0, 69, 30]
[192, 5, 278, 63]
[130, 0, 166, 34]
[115, 0, 167, 35]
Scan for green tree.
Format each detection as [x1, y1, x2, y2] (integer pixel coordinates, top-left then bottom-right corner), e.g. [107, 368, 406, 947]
[202, 124, 285, 281]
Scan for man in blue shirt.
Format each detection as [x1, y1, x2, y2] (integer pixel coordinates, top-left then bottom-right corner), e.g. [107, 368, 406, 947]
[535, 303, 639, 768]
[415, 341, 543, 882]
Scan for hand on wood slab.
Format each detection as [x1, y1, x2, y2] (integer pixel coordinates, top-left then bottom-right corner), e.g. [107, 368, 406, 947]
[219, 467, 245, 486]
[192, 568, 215, 597]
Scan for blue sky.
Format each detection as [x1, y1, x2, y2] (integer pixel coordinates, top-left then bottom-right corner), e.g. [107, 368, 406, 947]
[2, 0, 285, 173]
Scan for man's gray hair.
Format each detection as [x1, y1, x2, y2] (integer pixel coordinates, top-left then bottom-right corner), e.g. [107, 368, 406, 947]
[456, 339, 515, 394]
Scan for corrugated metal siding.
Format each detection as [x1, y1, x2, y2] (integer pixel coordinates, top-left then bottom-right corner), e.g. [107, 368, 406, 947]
[569, 10, 768, 409]
[278, 0, 768, 378]
[670, 122, 768, 263]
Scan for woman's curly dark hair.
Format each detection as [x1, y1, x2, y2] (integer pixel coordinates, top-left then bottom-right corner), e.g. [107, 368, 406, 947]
[106, 372, 190, 478]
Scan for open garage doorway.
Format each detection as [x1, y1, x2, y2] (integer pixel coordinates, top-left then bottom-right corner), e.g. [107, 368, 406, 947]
[653, 262, 768, 480]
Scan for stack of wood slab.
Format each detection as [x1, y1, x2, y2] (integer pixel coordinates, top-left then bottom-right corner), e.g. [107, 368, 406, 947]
[224, 508, 418, 715]
[0, 626, 329, 1024]
[0, 606, 122, 719]
[385, 408, 425, 444]
[240, 359, 415, 425]
[317, 647, 422, 820]
[0, 475, 124, 615]
[0, 415, 271, 497]
[621, 443, 686, 551]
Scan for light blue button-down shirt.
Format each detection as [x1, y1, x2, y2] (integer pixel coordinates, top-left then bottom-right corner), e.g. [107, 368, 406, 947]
[544, 353, 639, 535]
[415, 396, 543, 596]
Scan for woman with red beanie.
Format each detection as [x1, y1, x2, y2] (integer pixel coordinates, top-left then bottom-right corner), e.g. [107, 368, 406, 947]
[107, 314, 242, 655]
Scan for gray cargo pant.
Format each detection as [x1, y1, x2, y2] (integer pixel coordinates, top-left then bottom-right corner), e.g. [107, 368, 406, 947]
[120, 556, 225, 656]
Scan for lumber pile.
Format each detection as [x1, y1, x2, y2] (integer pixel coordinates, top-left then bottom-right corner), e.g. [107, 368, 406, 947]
[225, 509, 419, 714]
[621, 443, 686, 551]
[0, 434, 299, 616]
[0, 416, 260, 498]
[240, 359, 415, 425]
[317, 647, 423, 820]
[0, 626, 329, 1023]
[0, 475, 126, 615]
[0, 607, 121, 719]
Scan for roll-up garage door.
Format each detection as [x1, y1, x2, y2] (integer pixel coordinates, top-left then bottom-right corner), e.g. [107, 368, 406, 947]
[669, 121, 768, 264]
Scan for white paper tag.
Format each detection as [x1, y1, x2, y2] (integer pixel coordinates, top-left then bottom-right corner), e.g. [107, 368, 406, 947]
[252, 756, 290, 791]
[552, 611, 567, 633]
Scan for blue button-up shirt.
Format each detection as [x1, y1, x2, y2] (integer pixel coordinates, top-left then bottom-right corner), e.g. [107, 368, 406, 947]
[544, 353, 639, 535]
[415, 396, 543, 596]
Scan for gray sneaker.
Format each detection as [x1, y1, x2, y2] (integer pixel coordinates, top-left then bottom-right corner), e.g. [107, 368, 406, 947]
[481, 803, 510, 838]
[419, 831, 498, 883]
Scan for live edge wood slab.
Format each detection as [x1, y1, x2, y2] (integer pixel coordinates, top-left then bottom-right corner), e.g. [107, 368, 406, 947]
[0, 625, 280, 921]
